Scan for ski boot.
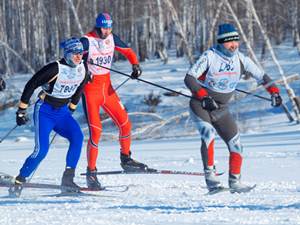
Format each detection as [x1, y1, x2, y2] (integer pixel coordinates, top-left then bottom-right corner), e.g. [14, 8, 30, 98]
[86, 167, 103, 191]
[120, 152, 148, 172]
[229, 174, 255, 193]
[204, 166, 224, 192]
[61, 168, 81, 193]
[8, 175, 25, 198]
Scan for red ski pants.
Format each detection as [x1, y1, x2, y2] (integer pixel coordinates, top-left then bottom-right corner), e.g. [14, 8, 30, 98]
[83, 74, 131, 170]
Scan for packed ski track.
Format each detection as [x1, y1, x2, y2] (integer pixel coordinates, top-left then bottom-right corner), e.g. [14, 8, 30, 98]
[1, 44, 300, 224]
[0, 122, 300, 225]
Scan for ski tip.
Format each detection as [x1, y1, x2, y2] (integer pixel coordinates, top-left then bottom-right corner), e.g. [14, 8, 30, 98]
[216, 172, 225, 176]
[229, 184, 257, 194]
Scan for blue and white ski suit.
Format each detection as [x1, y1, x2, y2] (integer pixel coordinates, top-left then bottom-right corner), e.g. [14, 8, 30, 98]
[18, 59, 88, 178]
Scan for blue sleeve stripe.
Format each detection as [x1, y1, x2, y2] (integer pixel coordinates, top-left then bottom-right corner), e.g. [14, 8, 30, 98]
[113, 34, 129, 48]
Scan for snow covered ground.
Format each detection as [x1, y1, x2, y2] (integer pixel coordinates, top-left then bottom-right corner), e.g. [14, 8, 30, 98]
[0, 42, 300, 224]
[0, 118, 300, 225]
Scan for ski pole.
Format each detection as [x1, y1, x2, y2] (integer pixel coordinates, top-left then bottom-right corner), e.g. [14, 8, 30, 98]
[49, 133, 57, 147]
[91, 61, 294, 122]
[115, 77, 130, 91]
[0, 125, 18, 143]
[235, 88, 271, 101]
[235, 88, 294, 122]
[89, 61, 197, 100]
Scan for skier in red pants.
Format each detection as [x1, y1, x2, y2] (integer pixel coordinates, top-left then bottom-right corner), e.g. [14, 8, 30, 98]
[80, 12, 148, 190]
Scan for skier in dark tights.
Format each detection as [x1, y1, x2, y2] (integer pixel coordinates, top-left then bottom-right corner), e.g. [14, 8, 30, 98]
[184, 23, 282, 193]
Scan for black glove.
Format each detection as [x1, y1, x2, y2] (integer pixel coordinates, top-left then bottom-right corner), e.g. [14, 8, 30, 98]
[87, 71, 93, 83]
[16, 108, 29, 126]
[131, 64, 142, 79]
[271, 93, 282, 107]
[201, 96, 219, 111]
[0, 78, 6, 91]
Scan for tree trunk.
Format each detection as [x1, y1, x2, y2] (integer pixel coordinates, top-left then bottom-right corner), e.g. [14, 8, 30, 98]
[155, 0, 168, 64]
[246, 0, 254, 50]
[164, 0, 194, 64]
[66, 0, 84, 35]
[206, 0, 225, 48]
[291, 0, 300, 54]
[225, 0, 262, 69]
[248, 0, 300, 122]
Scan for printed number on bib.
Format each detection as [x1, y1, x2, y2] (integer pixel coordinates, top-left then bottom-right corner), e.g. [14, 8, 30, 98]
[95, 56, 112, 66]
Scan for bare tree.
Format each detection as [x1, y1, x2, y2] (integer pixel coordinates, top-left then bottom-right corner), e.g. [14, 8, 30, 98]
[0, 0, 300, 82]
[245, 0, 254, 50]
[0, 40, 35, 74]
[164, 0, 193, 64]
[291, 0, 300, 54]
[66, 0, 84, 35]
[248, 0, 300, 122]
[155, 0, 168, 63]
[225, 0, 262, 68]
[206, 0, 226, 48]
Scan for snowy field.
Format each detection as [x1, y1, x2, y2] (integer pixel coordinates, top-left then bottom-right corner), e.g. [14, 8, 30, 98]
[0, 42, 300, 224]
[0, 113, 300, 225]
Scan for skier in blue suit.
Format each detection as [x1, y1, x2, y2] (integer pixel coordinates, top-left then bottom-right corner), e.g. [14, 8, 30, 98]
[10, 37, 89, 197]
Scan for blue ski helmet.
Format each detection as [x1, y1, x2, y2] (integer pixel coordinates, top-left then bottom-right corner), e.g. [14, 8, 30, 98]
[60, 37, 83, 67]
[95, 13, 113, 28]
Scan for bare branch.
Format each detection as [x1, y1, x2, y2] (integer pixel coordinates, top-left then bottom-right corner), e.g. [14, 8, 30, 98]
[248, 0, 300, 121]
[164, 0, 194, 65]
[66, 0, 84, 35]
[0, 40, 35, 74]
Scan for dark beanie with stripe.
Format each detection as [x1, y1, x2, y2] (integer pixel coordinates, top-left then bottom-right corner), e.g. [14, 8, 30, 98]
[217, 23, 240, 44]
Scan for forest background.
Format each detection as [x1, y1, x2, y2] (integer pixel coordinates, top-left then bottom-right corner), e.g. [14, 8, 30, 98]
[1, 0, 300, 74]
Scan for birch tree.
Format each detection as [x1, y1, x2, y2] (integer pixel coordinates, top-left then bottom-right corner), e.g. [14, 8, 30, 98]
[291, 0, 300, 54]
[155, 0, 168, 63]
[164, 0, 194, 64]
[248, 0, 300, 122]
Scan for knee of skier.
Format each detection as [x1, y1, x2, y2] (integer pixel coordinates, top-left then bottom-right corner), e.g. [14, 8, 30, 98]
[120, 119, 131, 136]
[89, 125, 102, 145]
[189, 109, 215, 140]
[228, 133, 243, 154]
[30, 148, 48, 162]
[199, 122, 215, 146]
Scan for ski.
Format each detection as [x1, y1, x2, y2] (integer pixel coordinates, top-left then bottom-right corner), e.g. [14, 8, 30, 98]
[80, 168, 224, 176]
[205, 184, 256, 195]
[41, 192, 108, 198]
[0, 173, 129, 193]
[229, 184, 257, 194]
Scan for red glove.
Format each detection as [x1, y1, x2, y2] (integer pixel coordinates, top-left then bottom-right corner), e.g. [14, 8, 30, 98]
[267, 86, 282, 107]
[195, 88, 208, 100]
[266, 86, 279, 95]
